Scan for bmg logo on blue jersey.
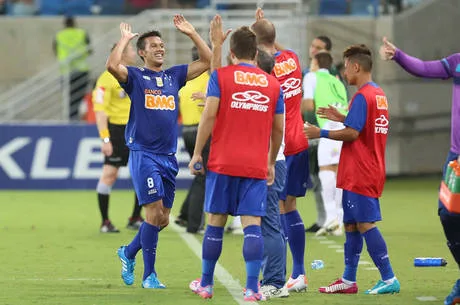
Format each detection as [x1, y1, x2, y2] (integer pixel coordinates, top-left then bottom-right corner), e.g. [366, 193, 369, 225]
[145, 94, 176, 110]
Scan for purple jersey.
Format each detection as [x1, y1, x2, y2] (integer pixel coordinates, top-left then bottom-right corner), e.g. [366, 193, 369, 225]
[393, 50, 460, 154]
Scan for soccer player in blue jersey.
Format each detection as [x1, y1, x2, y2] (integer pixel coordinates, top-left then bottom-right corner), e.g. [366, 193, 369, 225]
[106, 16, 211, 288]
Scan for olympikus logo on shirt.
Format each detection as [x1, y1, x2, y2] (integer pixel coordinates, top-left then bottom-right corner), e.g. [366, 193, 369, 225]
[281, 77, 302, 99]
[375, 115, 389, 134]
[144, 94, 176, 110]
[231, 90, 269, 112]
[234, 71, 268, 87]
[273, 58, 297, 77]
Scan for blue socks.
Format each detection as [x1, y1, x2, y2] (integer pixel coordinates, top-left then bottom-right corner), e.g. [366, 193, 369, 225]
[125, 223, 144, 259]
[342, 231, 363, 282]
[141, 222, 160, 280]
[201, 225, 224, 287]
[363, 227, 395, 281]
[243, 225, 264, 293]
[285, 210, 305, 278]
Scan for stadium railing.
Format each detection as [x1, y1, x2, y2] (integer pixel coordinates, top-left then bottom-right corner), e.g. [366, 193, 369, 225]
[0, 7, 307, 122]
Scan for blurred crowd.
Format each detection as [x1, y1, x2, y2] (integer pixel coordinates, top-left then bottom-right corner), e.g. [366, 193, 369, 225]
[0, 0, 425, 17]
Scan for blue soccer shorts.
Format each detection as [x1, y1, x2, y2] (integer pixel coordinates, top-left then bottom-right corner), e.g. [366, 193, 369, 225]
[205, 170, 267, 216]
[129, 150, 178, 208]
[279, 148, 311, 201]
[342, 190, 382, 224]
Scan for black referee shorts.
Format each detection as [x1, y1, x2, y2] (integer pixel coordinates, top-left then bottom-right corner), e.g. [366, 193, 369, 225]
[104, 122, 129, 167]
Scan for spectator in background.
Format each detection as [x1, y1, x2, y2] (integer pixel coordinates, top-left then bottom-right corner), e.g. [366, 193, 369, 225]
[124, 0, 159, 14]
[0, 0, 7, 14]
[177, 0, 196, 8]
[11, 0, 36, 16]
[175, 46, 210, 234]
[302, 35, 333, 234]
[53, 16, 91, 121]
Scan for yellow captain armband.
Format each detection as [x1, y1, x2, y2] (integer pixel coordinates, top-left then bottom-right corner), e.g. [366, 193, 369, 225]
[99, 129, 110, 139]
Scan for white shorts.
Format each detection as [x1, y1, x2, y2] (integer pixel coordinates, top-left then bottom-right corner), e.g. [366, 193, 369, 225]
[318, 121, 344, 167]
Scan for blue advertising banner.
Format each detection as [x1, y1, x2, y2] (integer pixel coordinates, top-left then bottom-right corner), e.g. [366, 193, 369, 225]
[0, 124, 193, 189]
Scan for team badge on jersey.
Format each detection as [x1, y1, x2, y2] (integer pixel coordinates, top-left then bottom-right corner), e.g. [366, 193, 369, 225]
[156, 77, 164, 87]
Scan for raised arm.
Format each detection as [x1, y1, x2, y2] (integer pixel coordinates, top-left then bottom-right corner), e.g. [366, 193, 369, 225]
[106, 23, 138, 83]
[393, 50, 450, 79]
[380, 37, 451, 79]
[174, 14, 212, 81]
[209, 14, 232, 73]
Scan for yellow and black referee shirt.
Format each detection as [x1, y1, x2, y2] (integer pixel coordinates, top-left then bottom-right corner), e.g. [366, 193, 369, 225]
[92, 70, 131, 125]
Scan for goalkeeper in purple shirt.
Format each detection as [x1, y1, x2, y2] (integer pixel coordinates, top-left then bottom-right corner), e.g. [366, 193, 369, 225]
[380, 37, 460, 305]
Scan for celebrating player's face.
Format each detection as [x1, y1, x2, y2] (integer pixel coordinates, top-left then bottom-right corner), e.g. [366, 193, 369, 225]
[140, 36, 165, 67]
[309, 38, 326, 58]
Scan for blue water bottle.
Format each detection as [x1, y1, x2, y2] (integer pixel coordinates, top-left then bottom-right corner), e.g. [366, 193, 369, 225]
[311, 260, 324, 270]
[414, 258, 447, 267]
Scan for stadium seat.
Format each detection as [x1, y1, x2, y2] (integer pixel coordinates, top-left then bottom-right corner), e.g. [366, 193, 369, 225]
[318, 0, 347, 15]
[95, 0, 124, 15]
[39, 0, 65, 15]
[64, 0, 94, 16]
[350, 0, 379, 16]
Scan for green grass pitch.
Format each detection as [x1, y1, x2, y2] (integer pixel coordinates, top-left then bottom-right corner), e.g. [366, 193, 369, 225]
[0, 178, 457, 304]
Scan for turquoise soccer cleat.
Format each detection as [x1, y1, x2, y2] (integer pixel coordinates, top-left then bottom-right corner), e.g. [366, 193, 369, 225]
[142, 273, 166, 289]
[117, 246, 136, 286]
[445, 279, 460, 305]
[365, 279, 400, 295]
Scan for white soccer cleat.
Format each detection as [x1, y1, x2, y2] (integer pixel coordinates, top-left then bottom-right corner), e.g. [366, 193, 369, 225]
[315, 219, 341, 237]
[285, 274, 308, 292]
[330, 224, 344, 236]
[260, 284, 289, 299]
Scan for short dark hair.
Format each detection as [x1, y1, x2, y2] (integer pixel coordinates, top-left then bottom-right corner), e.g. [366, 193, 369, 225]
[316, 35, 332, 51]
[250, 19, 276, 45]
[230, 26, 257, 61]
[314, 52, 333, 70]
[64, 16, 75, 27]
[343, 44, 372, 72]
[136, 30, 162, 51]
[256, 48, 275, 74]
